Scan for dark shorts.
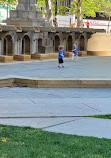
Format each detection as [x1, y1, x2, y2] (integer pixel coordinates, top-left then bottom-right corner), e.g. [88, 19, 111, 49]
[58, 58, 63, 63]
[73, 52, 78, 55]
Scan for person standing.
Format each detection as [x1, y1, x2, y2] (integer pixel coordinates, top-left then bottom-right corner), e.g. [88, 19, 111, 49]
[87, 21, 89, 28]
[72, 42, 78, 61]
[58, 45, 64, 68]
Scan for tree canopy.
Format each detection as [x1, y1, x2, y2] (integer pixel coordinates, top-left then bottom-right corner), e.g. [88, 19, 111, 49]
[0, 0, 17, 5]
[97, 0, 111, 32]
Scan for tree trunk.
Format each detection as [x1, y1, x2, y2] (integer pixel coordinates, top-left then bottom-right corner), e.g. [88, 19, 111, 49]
[35, 0, 37, 4]
[107, 15, 110, 33]
[77, 0, 83, 28]
[45, 0, 54, 26]
[7, 4, 8, 19]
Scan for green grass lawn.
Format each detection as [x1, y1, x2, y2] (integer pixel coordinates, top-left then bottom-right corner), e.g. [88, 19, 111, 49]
[0, 125, 111, 158]
[92, 114, 111, 119]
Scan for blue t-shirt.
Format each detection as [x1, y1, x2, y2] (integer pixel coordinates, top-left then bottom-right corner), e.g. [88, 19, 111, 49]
[58, 50, 63, 59]
[73, 46, 78, 55]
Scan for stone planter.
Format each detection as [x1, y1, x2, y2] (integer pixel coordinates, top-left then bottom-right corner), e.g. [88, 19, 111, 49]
[0, 55, 13, 63]
[14, 55, 31, 61]
[31, 53, 58, 60]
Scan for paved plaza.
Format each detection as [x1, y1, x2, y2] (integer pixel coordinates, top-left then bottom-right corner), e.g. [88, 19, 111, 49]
[0, 56, 111, 139]
[0, 56, 111, 79]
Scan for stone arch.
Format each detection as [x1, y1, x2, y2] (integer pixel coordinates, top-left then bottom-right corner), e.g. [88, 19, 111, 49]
[79, 35, 85, 51]
[67, 35, 73, 52]
[3, 35, 13, 55]
[53, 35, 60, 52]
[22, 35, 30, 54]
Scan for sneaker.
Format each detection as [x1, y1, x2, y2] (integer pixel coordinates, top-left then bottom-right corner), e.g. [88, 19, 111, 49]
[58, 66, 60, 68]
[62, 66, 64, 68]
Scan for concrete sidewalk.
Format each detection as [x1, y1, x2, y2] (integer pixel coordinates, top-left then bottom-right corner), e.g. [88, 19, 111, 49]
[0, 56, 111, 139]
[0, 87, 111, 139]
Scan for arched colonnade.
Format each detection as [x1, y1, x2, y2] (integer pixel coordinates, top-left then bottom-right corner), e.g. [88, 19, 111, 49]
[0, 32, 87, 55]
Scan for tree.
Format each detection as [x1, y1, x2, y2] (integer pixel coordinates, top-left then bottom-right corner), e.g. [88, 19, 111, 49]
[77, 0, 82, 28]
[0, 0, 17, 7]
[0, 0, 17, 18]
[97, 0, 111, 32]
[45, 0, 54, 25]
[36, 0, 54, 25]
[71, 0, 99, 28]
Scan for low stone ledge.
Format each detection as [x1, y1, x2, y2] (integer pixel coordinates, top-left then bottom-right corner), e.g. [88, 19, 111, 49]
[78, 51, 87, 56]
[0, 78, 14, 87]
[1, 77, 111, 88]
[64, 52, 72, 58]
[14, 78, 111, 88]
[31, 53, 58, 60]
[0, 55, 13, 63]
[87, 51, 111, 56]
[14, 55, 31, 61]
[64, 51, 87, 58]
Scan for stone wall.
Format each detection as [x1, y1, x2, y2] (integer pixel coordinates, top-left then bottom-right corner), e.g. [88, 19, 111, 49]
[0, 26, 105, 56]
[87, 33, 111, 56]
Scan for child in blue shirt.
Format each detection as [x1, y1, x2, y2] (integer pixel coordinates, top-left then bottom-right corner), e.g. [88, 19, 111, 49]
[58, 45, 64, 68]
[72, 42, 78, 61]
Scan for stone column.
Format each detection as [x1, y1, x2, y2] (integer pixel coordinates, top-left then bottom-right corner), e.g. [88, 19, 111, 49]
[0, 40, 1, 55]
[32, 40, 37, 54]
[15, 40, 20, 54]
[1, 38, 4, 55]
[30, 40, 32, 54]
[13, 40, 18, 55]
[17, 0, 36, 11]
[19, 39, 22, 54]
[63, 38, 67, 52]
[6, 39, 8, 55]
[72, 32, 75, 43]
[32, 33, 38, 54]
[17, 40, 21, 54]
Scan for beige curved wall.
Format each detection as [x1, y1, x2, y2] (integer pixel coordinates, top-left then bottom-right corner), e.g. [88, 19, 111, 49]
[87, 33, 111, 56]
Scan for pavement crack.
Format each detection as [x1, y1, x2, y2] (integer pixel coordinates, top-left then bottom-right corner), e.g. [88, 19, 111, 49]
[82, 103, 101, 112]
[40, 118, 83, 130]
[9, 88, 37, 105]
[26, 98, 37, 104]
[0, 116, 90, 119]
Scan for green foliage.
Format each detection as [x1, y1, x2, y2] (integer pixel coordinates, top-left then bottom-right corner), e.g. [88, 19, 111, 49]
[98, 0, 111, 17]
[2, 0, 111, 22]
[0, 0, 17, 9]
[36, 0, 46, 15]
[36, 0, 70, 16]
[0, 0, 17, 5]
[70, 0, 111, 18]
[82, 0, 99, 18]
[58, 5, 69, 15]
[37, 0, 46, 8]
[70, 0, 99, 18]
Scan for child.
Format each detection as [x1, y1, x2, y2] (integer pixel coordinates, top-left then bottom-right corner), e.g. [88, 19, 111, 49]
[72, 42, 78, 61]
[58, 45, 64, 68]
